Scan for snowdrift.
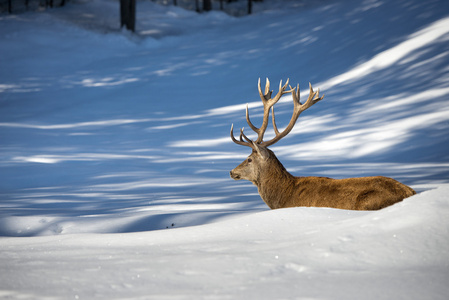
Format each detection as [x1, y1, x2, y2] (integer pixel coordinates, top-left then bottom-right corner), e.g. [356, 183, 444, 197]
[1, 185, 448, 299]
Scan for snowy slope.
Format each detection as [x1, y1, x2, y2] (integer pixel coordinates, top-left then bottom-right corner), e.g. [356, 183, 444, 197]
[1, 185, 448, 299]
[0, 0, 449, 298]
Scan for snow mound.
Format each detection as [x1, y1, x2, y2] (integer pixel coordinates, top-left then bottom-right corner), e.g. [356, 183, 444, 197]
[1, 185, 448, 299]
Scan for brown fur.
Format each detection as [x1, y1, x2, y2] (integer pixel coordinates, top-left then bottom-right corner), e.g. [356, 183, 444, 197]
[230, 147, 416, 210]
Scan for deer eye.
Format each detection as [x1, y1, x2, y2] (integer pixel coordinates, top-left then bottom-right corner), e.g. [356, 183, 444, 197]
[247, 158, 252, 163]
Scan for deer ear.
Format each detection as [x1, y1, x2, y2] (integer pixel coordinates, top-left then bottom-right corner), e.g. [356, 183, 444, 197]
[252, 142, 270, 160]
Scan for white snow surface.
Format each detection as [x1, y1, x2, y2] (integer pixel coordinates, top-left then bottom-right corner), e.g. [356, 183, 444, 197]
[1, 0, 449, 299]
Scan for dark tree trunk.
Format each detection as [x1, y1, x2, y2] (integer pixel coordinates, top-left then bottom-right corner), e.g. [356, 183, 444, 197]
[248, 0, 262, 14]
[203, 0, 212, 12]
[120, 0, 136, 32]
[195, 0, 200, 12]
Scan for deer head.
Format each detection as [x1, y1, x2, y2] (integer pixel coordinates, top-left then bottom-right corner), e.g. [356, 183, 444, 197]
[229, 78, 324, 185]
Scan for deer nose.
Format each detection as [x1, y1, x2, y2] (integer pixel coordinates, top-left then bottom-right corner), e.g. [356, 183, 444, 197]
[230, 170, 240, 180]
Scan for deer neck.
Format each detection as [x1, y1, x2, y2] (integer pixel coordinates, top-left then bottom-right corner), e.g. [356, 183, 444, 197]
[256, 159, 296, 209]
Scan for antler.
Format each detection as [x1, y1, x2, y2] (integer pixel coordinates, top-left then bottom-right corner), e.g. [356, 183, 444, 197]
[230, 124, 254, 148]
[261, 82, 324, 147]
[248, 78, 293, 143]
[230, 78, 324, 149]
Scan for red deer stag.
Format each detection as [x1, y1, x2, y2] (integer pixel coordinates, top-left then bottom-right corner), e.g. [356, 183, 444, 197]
[230, 78, 416, 210]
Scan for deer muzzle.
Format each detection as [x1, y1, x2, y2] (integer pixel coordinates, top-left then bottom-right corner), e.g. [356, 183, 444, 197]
[230, 170, 241, 180]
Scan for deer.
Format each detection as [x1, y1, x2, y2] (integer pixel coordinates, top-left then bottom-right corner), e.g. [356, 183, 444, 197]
[230, 78, 416, 210]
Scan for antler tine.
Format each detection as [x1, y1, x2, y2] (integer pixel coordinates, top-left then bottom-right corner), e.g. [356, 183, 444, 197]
[270, 78, 292, 104]
[271, 106, 280, 136]
[304, 82, 324, 108]
[245, 104, 259, 133]
[265, 78, 271, 96]
[291, 83, 301, 105]
[257, 78, 263, 100]
[271, 83, 298, 139]
[240, 128, 253, 143]
[258, 78, 273, 102]
[231, 124, 254, 148]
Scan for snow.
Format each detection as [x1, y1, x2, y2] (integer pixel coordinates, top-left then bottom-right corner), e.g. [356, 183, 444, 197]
[1, 186, 449, 299]
[0, 0, 449, 299]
